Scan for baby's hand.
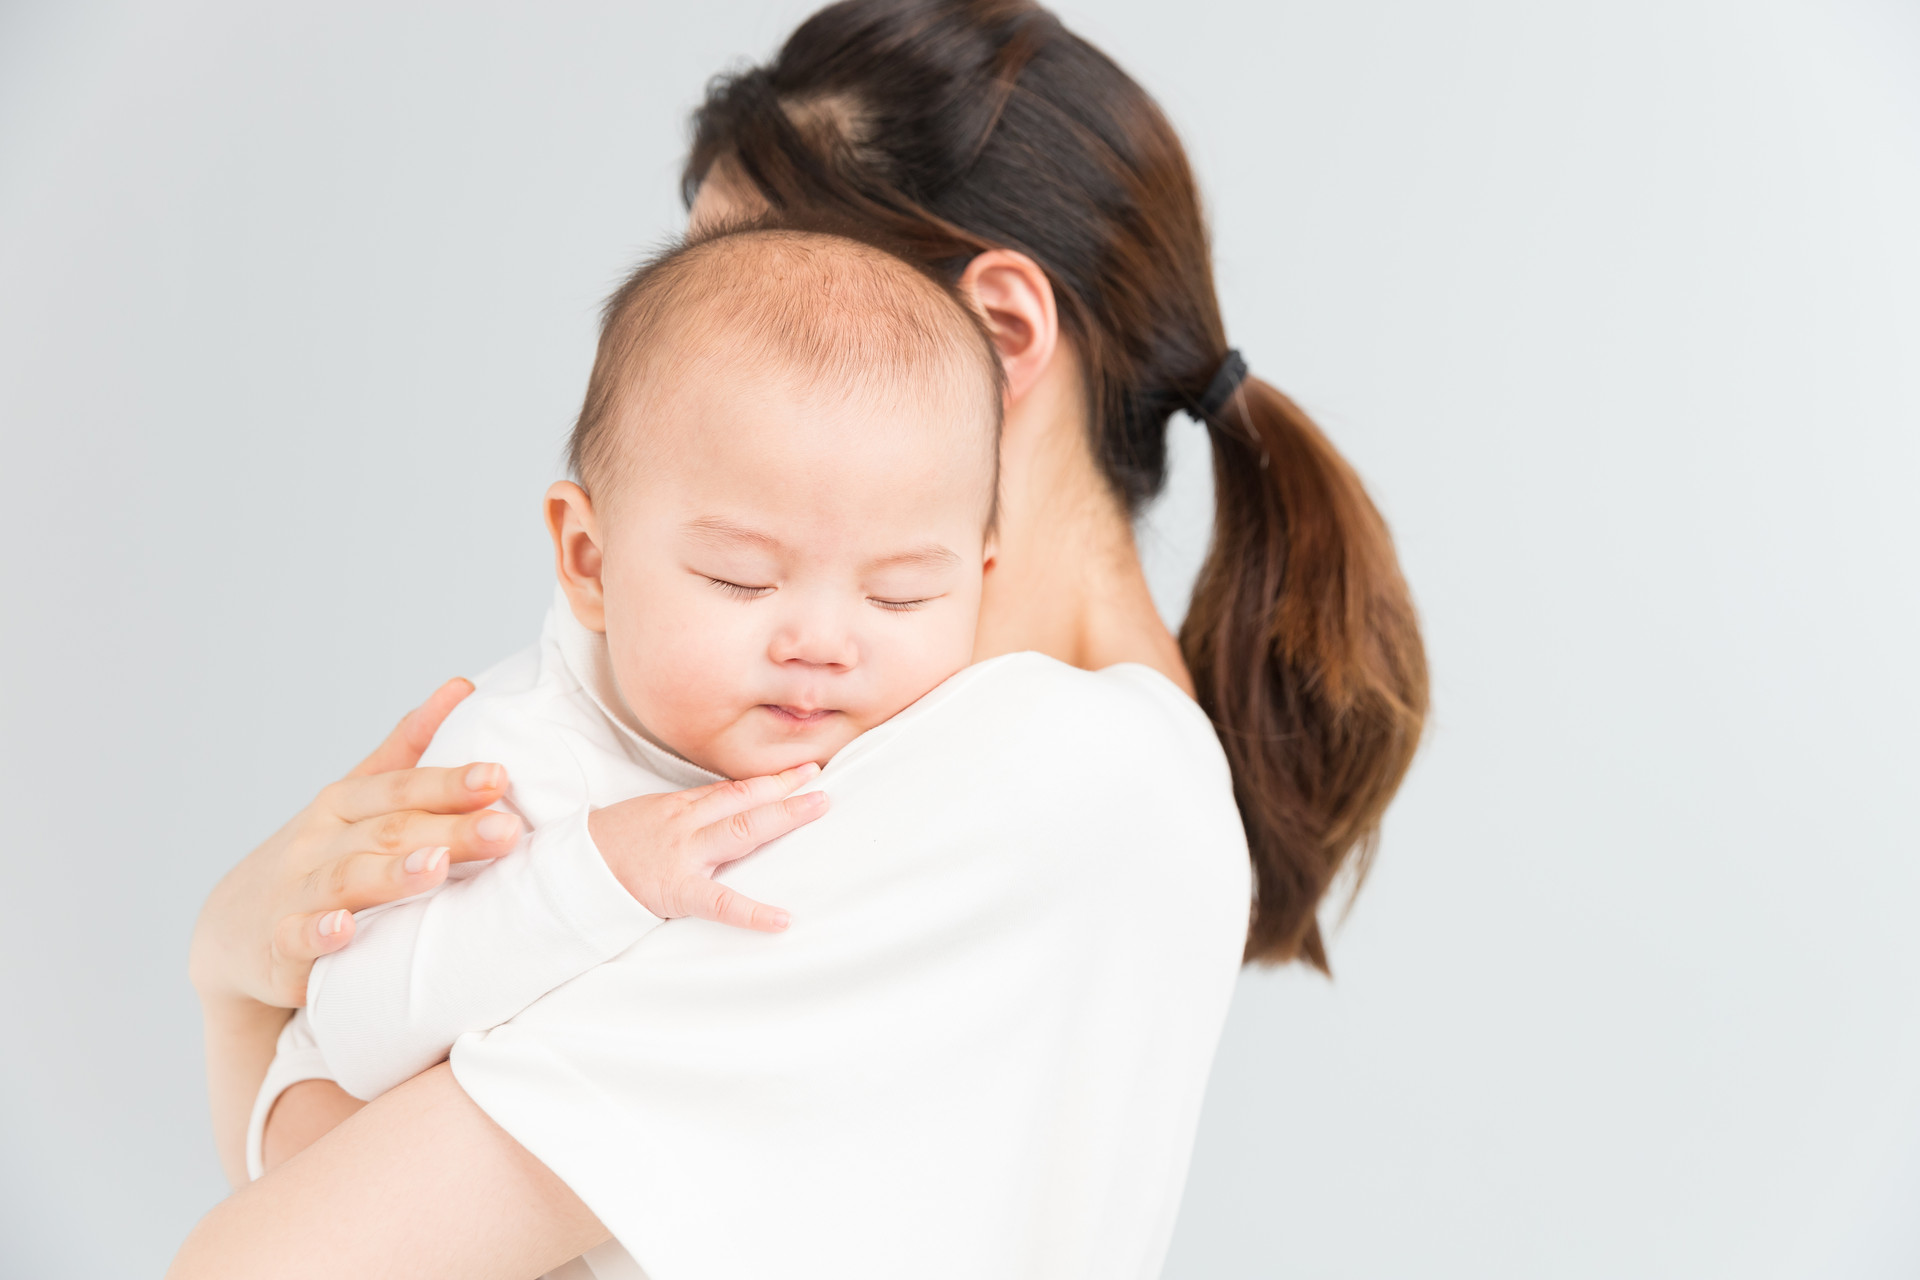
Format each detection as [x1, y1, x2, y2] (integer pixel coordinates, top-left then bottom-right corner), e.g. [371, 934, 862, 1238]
[587, 763, 826, 933]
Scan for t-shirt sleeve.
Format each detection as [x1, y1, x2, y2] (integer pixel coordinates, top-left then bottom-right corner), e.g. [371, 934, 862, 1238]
[303, 698, 666, 1101]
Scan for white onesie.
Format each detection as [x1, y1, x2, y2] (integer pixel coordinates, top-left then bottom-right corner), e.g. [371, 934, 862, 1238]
[246, 589, 727, 1177]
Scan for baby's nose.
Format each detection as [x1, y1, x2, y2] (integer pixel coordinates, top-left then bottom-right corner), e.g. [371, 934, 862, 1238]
[768, 619, 859, 670]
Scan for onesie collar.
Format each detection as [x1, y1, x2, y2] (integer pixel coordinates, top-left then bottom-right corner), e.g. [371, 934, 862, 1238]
[544, 588, 723, 789]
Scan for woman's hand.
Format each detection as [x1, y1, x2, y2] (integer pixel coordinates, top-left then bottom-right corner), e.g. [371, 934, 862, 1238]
[190, 678, 523, 1184]
[587, 763, 829, 933]
[189, 678, 526, 1011]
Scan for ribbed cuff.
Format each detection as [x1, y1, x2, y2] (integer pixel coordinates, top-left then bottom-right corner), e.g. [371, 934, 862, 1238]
[532, 805, 663, 960]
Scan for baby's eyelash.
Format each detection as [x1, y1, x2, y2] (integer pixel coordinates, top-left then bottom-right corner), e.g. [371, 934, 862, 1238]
[706, 577, 773, 600]
[869, 597, 933, 612]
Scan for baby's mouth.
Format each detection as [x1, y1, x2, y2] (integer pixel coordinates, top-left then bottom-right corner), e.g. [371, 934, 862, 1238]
[760, 704, 839, 726]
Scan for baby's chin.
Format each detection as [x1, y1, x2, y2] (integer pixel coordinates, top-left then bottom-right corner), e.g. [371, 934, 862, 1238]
[686, 707, 869, 780]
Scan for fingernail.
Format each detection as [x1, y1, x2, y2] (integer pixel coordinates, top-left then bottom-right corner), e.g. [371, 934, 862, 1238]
[317, 910, 348, 937]
[476, 812, 519, 842]
[791, 762, 820, 779]
[768, 910, 791, 930]
[465, 764, 499, 791]
[404, 846, 450, 874]
[801, 790, 828, 809]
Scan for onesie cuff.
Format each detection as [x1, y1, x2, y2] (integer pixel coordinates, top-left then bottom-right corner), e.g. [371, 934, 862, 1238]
[532, 804, 664, 958]
[245, 1012, 334, 1181]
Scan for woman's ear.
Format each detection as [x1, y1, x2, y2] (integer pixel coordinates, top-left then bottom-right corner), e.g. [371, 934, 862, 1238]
[545, 481, 608, 632]
[957, 249, 1059, 406]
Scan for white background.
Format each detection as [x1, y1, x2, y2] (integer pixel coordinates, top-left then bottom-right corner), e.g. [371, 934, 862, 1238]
[2, 1, 1916, 1275]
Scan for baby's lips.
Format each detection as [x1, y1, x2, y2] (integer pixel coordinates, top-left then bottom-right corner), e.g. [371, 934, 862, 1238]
[760, 703, 840, 724]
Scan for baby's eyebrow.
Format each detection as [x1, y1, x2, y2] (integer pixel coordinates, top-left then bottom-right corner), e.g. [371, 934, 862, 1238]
[681, 516, 784, 550]
[682, 516, 959, 572]
[866, 544, 961, 572]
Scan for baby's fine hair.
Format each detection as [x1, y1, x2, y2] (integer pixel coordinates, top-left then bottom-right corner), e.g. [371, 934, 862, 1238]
[567, 213, 1006, 504]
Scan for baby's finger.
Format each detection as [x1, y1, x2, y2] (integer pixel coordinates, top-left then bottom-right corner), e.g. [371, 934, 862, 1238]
[684, 762, 821, 824]
[329, 806, 522, 866]
[681, 879, 791, 933]
[703, 789, 830, 863]
[292, 845, 453, 916]
[321, 763, 509, 824]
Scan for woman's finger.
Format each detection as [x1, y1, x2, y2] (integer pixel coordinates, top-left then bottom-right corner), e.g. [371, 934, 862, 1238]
[328, 806, 523, 866]
[703, 789, 830, 863]
[679, 878, 790, 933]
[320, 762, 508, 824]
[275, 908, 357, 964]
[267, 909, 358, 1005]
[292, 846, 454, 916]
[349, 678, 475, 778]
[685, 762, 820, 824]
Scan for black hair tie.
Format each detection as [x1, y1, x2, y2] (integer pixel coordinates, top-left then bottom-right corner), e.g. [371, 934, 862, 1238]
[1195, 348, 1249, 420]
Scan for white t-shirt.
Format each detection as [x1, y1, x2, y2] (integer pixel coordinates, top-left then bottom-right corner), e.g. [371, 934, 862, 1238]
[249, 592, 1252, 1279]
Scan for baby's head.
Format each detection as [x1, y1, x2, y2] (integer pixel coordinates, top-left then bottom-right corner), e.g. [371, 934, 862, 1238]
[547, 221, 1003, 780]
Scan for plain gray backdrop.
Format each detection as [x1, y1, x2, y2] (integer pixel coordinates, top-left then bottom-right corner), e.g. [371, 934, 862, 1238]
[3, 1, 1918, 1275]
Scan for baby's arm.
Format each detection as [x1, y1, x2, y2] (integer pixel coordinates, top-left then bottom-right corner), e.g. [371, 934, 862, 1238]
[302, 700, 825, 1102]
[304, 709, 664, 1100]
[305, 808, 656, 1099]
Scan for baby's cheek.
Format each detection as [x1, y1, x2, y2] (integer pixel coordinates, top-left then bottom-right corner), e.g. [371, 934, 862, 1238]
[889, 615, 977, 697]
[609, 629, 722, 747]
[634, 664, 727, 745]
[828, 644, 958, 751]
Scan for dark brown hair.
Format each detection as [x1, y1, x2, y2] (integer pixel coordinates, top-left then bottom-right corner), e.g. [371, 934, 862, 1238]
[686, 0, 1428, 969]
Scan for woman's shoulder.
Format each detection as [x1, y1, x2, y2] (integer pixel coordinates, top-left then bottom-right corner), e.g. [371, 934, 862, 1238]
[825, 651, 1248, 893]
[854, 650, 1231, 790]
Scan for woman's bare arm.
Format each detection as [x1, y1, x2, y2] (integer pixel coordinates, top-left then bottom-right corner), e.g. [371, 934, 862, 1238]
[259, 1080, 366, 1174]
[170, 1063, 609, 1280]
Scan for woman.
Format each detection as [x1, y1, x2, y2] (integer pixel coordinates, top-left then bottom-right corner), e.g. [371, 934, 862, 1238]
[176, 1, 1426, 1275]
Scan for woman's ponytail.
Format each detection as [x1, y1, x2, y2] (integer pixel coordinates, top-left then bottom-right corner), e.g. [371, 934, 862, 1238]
[689, 0, 1429, 969]
[1181, 375, 1428, 969]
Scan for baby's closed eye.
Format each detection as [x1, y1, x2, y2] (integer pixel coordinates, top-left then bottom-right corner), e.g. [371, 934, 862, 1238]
[704, 576, 774, 600]
[868, 594, 939, 612]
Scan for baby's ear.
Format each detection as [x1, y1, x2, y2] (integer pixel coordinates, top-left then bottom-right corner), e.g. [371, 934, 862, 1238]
[545, 481, 607, 632]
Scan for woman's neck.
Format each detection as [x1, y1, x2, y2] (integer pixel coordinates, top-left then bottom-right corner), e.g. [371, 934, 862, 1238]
[972, 367, 1194, 695]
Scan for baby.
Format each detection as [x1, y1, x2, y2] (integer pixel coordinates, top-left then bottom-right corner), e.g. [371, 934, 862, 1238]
[248, 218, 1003, 1162]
